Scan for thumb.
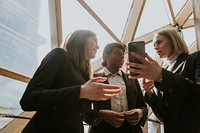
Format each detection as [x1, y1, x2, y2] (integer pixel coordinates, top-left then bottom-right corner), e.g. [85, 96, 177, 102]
[142, 78, 146, 84]
[90, 77, 107, 83]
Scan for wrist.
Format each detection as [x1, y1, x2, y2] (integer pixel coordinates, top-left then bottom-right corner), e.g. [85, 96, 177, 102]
[147, 93, 154, 98]
[138, 109, 143, 116]
[155, 68, 162, 82]
[80, 85, 86, 99]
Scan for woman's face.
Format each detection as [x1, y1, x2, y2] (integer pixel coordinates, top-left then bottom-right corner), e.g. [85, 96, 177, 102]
[106, 47, 125, 70]
[85, 36, 99, 60]
[153, 34, 174, 58]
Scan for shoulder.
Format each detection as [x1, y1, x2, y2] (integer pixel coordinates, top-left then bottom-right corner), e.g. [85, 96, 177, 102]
[48, 48, 68, 56]
[189, 51, 200, 58]
[42, 48, 70, 64]
[185, 51, 200, 63]
[46, 48, 69, 58]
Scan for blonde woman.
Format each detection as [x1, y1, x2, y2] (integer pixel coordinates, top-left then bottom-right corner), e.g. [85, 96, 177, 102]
[126, 29, 200, 133]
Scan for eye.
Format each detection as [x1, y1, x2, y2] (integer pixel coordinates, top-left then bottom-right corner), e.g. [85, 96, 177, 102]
[114, 51, 125, 56]
[116, 52, 120, 55]
[155, 40, 162, 45]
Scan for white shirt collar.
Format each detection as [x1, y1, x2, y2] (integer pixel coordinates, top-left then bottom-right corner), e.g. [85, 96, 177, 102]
[163, 54, 178, 66]
[167, 54, 178, 64]
[103, 67, 122, 76]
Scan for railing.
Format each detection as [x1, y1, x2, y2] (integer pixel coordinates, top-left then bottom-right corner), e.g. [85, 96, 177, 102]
[0, 67, 34, 133]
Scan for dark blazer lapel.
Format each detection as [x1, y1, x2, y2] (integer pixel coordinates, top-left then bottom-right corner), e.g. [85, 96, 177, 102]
[171, 54, 188, 73]
[104, 75, 111, 109]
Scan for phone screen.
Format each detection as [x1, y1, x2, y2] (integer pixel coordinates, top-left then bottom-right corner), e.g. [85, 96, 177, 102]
[128, 41, 145, 76]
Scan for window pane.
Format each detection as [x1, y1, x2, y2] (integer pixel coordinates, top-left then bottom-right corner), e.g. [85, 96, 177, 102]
[0, 0, 51, 129]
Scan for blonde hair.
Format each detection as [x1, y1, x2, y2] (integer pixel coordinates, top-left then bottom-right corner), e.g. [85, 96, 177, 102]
[156, 29, 189, 54]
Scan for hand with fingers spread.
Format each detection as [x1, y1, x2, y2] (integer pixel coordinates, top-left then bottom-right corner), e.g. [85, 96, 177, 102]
[99, 110, 125, 128]
[126, 52, 162, 82]
[124, 109, 143, 126]
[80, 77, 122, 101]
[142, 78, 155, 97]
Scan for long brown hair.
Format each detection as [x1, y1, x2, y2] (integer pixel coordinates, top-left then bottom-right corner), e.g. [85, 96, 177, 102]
[65, 30, 96, 77]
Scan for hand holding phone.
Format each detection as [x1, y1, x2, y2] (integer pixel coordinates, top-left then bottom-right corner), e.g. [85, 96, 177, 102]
[128, 41, 145, 76]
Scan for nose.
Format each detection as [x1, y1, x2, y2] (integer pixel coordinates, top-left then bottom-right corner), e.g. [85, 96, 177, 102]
[121, 54, 124, 59]
[154, 44, 159, 50]
[119, 53, 124, 59]
[96, 43, 99, 49]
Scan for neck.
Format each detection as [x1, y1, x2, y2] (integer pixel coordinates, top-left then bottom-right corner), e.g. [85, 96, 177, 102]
[167, 53, 178, 61]
[107, 67, 119, 74]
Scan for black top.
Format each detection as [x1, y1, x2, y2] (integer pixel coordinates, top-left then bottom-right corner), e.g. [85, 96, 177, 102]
[20, 48, 90, 133]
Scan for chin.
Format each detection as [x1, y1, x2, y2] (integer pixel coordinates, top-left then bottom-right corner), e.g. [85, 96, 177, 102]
[118, 65, 123, 68]
[159, 55, 163, 58]
[90, 56, 95, 59]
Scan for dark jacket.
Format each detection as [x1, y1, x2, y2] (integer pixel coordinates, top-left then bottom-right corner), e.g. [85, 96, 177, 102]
[20, 48, 90, 133]
[82, 71, 148, 133]
[145, 51, 200, 133]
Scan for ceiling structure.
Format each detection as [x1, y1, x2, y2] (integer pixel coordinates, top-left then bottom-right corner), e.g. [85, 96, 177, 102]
[0, 0, 199, 132]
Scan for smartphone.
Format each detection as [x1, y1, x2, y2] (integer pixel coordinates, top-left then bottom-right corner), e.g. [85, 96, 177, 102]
[128, 41, 145, 76]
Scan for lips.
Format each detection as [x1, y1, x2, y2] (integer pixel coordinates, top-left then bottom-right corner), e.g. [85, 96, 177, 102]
[120, 60, 124, 65]
[93, 49, 97, 54]
[157, 51, 161, 55]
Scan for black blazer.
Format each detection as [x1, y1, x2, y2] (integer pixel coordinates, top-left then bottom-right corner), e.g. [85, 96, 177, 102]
[82, 71, 148, 133]
[145, 51, 200, 133]
[20, 48, 90, 133]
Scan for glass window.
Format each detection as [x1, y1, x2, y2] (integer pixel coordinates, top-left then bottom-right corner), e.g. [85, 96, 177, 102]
[7, 0, 40, 19]
[135, 0, 169, 38]
[0, 8, 8, 24]
[182, 28, 196, 47]
[0, 0, 51, 129]
[171, 0, 188, 16]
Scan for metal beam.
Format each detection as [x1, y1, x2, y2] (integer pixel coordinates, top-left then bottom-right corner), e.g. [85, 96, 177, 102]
[193, 0, 200, 50]
[163, 0, 176, 25]
[176, 0, 193, 26]
[183, 18, 194, 29]
[0, 67, 31, 83]
[49, 0, 63, 48]
[121, 0, 146, 44]
[189, 41, 198, 53]
[77, 0, 123, 44]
